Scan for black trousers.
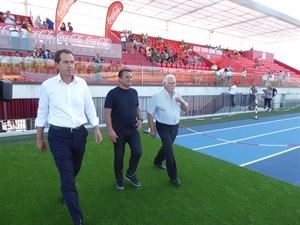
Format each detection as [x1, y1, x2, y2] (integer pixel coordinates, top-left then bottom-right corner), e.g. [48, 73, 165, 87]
[48, 126, 88, 224]
[230, 94, 235, 107]
[113, 129, 142, 181]
[154, 121, 179, 180]
[264, 98, 272, 109]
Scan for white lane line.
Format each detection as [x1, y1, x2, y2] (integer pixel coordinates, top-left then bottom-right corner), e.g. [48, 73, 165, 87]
[178, 116, 300, 138]
[192, 126, 300, 150]
[239, 146, 300, 167]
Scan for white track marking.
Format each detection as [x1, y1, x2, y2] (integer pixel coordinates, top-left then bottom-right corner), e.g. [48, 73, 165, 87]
[178, 116, 300, 138]
[192, 126, 299, 150]
[239, 146, 300, 167]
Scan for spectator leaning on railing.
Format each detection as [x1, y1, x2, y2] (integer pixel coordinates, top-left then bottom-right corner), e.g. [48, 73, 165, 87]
[45, 17, 54, 30]
[9, 23, 20, 50]
[20, 23, 30, 51]
[60, 22, 66, 31]
[4, 10, 15, 24]
[34, 15, 42, 28]
[67, 22, 73, 32]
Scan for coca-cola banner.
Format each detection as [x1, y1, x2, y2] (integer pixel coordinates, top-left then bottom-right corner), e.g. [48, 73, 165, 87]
[0, 24, 112, 49]
[105, 1, 123, 37]
[55, 0, 77, 30]
[0, 23, 122, 59]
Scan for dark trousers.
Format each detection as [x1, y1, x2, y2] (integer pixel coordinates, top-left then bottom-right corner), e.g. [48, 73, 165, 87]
[113, 129, 142, 181]
[154, 122, 179, 180]
[230, 94, 235, 107]
[264, 98, 272, 109]
[121, 41, 127, 52]
[48, 126, 88, 224]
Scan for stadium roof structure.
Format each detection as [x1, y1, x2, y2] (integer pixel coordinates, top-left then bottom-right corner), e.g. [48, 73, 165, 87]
[89, 0, 300, 44]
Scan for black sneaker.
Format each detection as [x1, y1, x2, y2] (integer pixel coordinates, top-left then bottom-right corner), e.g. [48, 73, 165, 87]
[154, 163, 166, 170]
[171, 178, 181, 186]
[125, 174, 141, 187]
[75, 219, 83, 225]
[115, 180, 125, 190]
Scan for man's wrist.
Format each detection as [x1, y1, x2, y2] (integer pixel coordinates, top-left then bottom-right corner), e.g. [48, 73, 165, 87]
[138, 118, 143, 122]
[181, 101, 187, 106]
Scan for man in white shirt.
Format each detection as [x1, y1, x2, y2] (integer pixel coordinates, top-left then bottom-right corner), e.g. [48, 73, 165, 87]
[225, 65, 233, 85]
[0, 52, 10, 64]
[120, 30, 127, 53]
[147, 74, 188, 186]
[12, 51, 22, 65]
[34, 15, 42, 28]
[268, 72, 274, 85]
[241, 68, 247, 85]
[9, 23, 20, 49]
[4, 11, 15, 24]
[277, 70, 284, 86]
[215, 68, 227, 85]
[35, 49, 102, 225]
[228, 81, 237, 107]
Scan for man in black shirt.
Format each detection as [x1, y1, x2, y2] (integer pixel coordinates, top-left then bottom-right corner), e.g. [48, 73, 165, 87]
[104, 67, 143, 190]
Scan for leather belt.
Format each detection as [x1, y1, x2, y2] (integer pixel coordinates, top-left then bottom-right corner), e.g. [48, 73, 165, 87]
[50, 124, 84, 133]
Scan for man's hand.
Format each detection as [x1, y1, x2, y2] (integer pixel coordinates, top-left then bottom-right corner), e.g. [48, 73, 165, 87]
[136, 120, 142, 130]
[36, 139, 47, 152]
[108, 129, 118, 143]
[94, 127, 103, 144]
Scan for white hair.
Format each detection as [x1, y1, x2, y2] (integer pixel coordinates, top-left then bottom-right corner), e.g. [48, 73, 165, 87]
[163, 74, 176, 84]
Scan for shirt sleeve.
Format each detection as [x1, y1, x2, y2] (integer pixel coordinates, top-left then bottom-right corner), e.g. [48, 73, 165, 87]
[83, 82, 99, 127]
[147, 95, 157, 115]
[35, 83, 49, 127]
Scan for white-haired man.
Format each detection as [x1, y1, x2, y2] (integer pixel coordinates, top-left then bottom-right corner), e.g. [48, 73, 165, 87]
[147, 74, 188, 186]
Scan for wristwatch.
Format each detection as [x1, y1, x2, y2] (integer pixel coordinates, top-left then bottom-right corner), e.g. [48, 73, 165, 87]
[138, 118, 143, 122]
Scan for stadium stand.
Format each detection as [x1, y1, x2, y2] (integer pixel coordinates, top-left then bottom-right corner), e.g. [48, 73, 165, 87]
[0, 8, 300, 132]
[0, 13, 299, 88]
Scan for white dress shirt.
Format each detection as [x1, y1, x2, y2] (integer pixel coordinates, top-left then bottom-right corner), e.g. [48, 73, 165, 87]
[229, 84, 237, 95]
[35, 74, 99, 128]
[147, 88, 183, 125]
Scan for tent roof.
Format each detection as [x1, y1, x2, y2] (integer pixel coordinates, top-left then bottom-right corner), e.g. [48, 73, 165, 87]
[89, 0, 300, 44]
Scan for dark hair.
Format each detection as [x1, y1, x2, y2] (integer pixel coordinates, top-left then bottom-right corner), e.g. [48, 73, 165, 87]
[21, 24, 28, 29]
[54, 49, 74, 63]
[118, 67, 132, 78]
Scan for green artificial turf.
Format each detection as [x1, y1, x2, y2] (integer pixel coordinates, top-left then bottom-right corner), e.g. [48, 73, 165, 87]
[0, 107, 300, 225]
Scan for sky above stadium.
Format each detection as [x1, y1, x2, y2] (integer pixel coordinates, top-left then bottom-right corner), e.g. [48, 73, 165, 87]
[254, 0, 300, 20]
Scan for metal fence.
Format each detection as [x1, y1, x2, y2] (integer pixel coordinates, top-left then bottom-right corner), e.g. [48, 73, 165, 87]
[1, 92, 299, 133]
